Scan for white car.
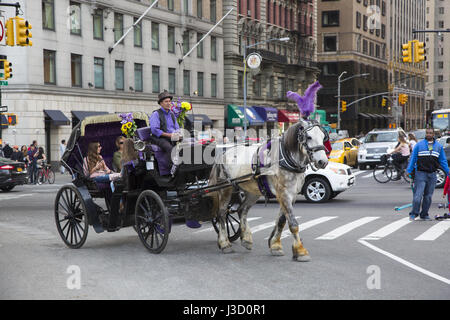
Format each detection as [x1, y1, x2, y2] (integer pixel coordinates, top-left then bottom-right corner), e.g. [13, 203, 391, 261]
[300, 161, 355, 203]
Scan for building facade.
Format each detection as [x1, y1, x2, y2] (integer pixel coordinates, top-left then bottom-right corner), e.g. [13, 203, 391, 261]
[425, 0, 449, 121]
[316, 0, 390, 136]
[222, 0, 319, 135]
[1, 0, 224, 162]
[387, 0, 426, 131]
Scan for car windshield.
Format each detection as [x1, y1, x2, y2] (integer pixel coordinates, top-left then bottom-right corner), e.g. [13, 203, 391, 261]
[413, 130, 426, 140]
[332, 142, 344, 150]
[365, 132, 397, 143]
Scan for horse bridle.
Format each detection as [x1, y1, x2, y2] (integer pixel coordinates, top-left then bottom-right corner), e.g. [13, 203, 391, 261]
[297, 120, 328, 170]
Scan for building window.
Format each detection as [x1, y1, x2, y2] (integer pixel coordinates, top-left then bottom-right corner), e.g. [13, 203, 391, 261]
[168, 26, 175, 53]
[134, 63, 143, 92]
[363, 15, 368, 31]
[277, 77, 285, 99]
[184, 0, 189, 14]
[71, 54, 82, 87]
[210, 0, 217, 23]
[375, 44, 380, 58]
[238, 71, 244, 98]
[94, 57, 104, 89]
[322, 11, 340, 27]
[363, 39, 368, 54]
[323, 63, 338, 75]
[197, 72, 204, 96]
[211, 74, 217, 98]
[438, 61, 444, 69]
[356, 11, 361, 29]
[438, 75, 444, 82]
[197, 33, 204, 58]
[42, 0, 55, 30]
[115, 61, 124, 91]
[134, 18, 142, 47]
[323, 35, 337, 52]
[197, 0, 203, 18]
[69, 2, 81, 35]
[114, 13, 124, 44]
[168, 0, 174, 11]
[253, 75, 261, 97]
[438, 89, 444, 96]
[269, 76, 274, 98]
[93, 9, 103, 40]
[183, 30, 190, 55]
[184, 70, 191, 96]
[152, 22, 159, 50]
[43, 50, 56, 84]
[369, 42, 374, 56]
[381, 24, 386, 39]
[168, 68, 176, 94]
[381, 1, 386, 16]
[211, 36, 217, 61]
[439, 7, 445, 15]
[152, 66, 160, 93]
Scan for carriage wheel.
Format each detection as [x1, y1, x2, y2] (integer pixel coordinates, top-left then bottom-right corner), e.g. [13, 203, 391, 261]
[135, 190, 169, 254]
[54, 185, 89, 249]
[212, 210, 241, 243]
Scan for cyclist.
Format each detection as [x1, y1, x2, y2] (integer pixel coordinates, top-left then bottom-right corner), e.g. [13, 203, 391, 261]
[388, 135, 410, 180]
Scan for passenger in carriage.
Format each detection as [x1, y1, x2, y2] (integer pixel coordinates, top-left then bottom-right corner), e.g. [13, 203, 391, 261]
[83, 142, 121, 189]
[149, 90, 182, 175]
[113, 136, 126, 172]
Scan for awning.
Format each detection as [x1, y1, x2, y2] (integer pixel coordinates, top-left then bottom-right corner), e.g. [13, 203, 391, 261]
[71, 111, 109, 122]
[44, 109, 70, 126]
[185, 114, 213, 129]
[366, 113, 378, 120]
[278, 109, 300, 123]
[358, 113, 370, 119]
[238, 107, 265, 126]
[227, 104, 246, 127]
[253, 106, 278, 122]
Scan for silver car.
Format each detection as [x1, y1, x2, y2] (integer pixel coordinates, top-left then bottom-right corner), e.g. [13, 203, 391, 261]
[357, 129, 406, 170]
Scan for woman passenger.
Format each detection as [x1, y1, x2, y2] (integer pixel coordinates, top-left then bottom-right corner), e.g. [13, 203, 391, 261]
[83, 142, 120, 184]
[113, 136, 126, 172]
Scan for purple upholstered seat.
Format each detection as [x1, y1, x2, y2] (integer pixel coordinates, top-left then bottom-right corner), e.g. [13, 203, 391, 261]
[136, 126, 170, 175]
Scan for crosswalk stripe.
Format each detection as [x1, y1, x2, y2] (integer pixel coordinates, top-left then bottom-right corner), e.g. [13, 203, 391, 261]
[251, 221, 276, 233]
[278, 216, 338, 240]
[0, 194, 34, 201]
[352, 171, 366, 177]
[414, 221, 450, 241]
[316, 217, 380, 240]
[360, 217, 411, 240]
[193, 217, 262, 234]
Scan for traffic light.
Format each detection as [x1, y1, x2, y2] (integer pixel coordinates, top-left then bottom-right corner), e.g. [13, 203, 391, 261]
[403, 94, 408, 104]
[5, 18, 15, 46]
[414, 40, 426, 63]
[1, 60, 12, 80]
[7, 114, 17, 126]
[398, 94, 408, 105]
[341, 100, 347, 112]
[402, 41, 413, 63]
[15, 17, 32, 46]
[381, 98, 387, 107]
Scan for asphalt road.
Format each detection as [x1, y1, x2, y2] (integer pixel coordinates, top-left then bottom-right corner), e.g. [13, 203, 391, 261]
[0, 170, 449, 300]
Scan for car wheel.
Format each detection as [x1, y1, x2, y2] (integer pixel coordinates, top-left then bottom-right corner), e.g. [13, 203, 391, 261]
[0, 185, 15, 192]
[358, 164, 366, 170]
[303, 177, 331, 203]
[436, 168, 446, 188]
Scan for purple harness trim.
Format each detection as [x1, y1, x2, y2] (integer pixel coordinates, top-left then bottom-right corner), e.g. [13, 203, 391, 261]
[255, 141, 275, 199]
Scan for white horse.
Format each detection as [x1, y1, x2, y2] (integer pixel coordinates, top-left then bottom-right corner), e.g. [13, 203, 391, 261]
[208, 119, 329, 262]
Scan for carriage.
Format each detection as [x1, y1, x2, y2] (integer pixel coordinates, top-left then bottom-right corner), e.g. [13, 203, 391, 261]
[56, 112, 244, 253]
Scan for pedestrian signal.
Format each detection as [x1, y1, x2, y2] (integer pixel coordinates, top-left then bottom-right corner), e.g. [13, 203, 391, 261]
[7, 114, 17, 126]
[402, 41, 412, 63]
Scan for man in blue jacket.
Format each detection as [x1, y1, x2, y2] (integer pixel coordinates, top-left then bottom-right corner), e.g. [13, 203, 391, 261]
[407, 128, 450, 221]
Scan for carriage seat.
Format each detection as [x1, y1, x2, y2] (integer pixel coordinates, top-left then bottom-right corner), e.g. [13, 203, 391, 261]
[136, 126, 171, 175]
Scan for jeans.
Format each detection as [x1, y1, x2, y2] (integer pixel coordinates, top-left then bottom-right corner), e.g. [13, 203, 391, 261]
[410, 171, 437, 218]
[92, 175, 115, 192]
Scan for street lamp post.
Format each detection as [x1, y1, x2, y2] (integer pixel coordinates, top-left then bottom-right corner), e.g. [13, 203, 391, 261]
[243, 37, 290, 136]
[337, 72, 370, 130]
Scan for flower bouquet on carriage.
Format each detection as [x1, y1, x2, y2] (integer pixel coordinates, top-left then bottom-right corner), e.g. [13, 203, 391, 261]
[119, 112, 138, 138]
[171, 98, 192, 129]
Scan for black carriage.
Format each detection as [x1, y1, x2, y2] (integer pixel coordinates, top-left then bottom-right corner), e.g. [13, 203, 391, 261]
[56, 112, 243, 253]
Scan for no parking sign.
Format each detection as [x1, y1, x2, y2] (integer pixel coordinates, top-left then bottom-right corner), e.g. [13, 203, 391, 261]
[0, 15, 5, 46]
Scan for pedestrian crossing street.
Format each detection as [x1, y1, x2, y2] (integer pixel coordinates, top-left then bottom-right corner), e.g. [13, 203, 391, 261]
[194, 215, 450, 242]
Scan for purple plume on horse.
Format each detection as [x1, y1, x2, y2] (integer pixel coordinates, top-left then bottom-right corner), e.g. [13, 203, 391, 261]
[286, 81, 322, 117]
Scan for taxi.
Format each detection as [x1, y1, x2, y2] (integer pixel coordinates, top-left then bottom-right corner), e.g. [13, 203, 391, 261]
[328, 138, 360, 168]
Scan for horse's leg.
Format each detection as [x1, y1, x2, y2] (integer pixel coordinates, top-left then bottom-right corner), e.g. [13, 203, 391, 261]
[278, 190, 310, 262]
[268, 210, 286, 256]
[216, 187, 234, 254]
[238, 193, 259, 250]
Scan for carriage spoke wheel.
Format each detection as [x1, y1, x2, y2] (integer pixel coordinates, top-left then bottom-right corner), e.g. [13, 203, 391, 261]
[54, 185, 89, 249]
[212, 209, 241, 243]
[135, 190, 169, 254]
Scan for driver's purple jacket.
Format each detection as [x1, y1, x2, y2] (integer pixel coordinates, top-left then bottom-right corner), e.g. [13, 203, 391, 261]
[149, 106, 180, 138]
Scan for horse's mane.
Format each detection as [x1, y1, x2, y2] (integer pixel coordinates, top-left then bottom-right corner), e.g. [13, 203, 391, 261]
[283, 122, 304, 153]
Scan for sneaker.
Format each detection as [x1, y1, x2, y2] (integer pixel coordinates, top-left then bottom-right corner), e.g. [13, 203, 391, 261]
[409, 215, 417, 221]
[420, 216, 432, 221]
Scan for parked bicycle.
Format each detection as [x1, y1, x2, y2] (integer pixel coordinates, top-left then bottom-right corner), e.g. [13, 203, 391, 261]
[36, 161, 55, 185]
[373, 154, 412, 183]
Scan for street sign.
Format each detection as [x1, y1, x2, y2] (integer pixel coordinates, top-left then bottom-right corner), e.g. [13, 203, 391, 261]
[0, 106, 8, 112]
[0, 15, 5, 46]
[0, 80, 8, 86]
[330, 114, 338, 117]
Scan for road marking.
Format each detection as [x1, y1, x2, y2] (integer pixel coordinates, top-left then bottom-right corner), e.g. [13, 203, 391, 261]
[352, 171, 366, 177]
[360, 217, 411, 240]
[358, 239, 450, 285]
[361, 172, 374, 179]
[316, 217, 380, 240]
[278, 216, 338, 239]
[0, 194, 34, 201]
[193, 217, 262, 234]
[414, 221, 450, 241]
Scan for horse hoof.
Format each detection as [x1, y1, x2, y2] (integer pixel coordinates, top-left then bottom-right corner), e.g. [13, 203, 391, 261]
[293, 255, 311, 262]
[241, 240, 253, 251]
[221, 246, 234, 254]
[270, 249, 285, 256]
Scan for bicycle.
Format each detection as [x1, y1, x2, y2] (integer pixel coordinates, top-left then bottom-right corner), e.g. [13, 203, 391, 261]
[373, 154, 412, 183]
[36, 161, 55, 185]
